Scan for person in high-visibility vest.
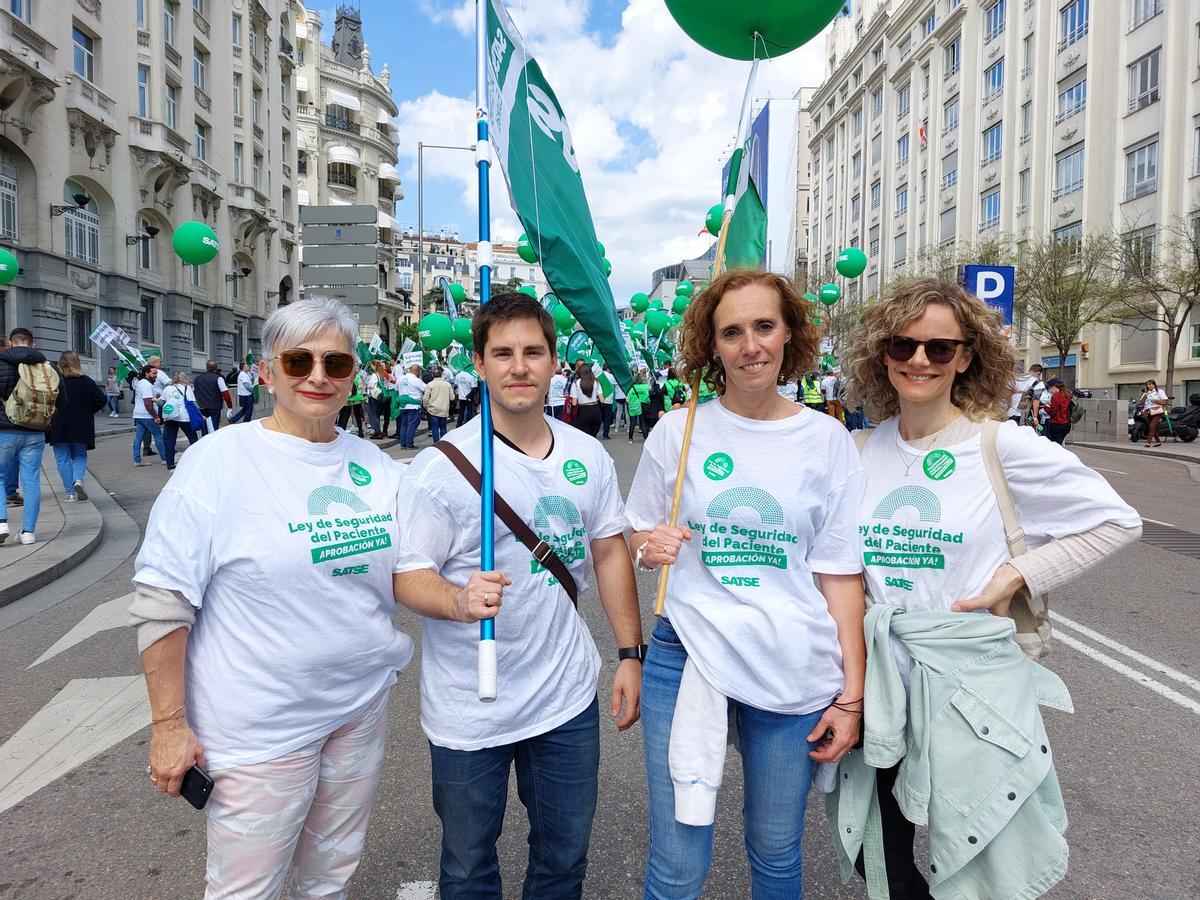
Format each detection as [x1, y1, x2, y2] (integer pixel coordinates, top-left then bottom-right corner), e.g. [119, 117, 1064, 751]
[801, 372, 825, 412]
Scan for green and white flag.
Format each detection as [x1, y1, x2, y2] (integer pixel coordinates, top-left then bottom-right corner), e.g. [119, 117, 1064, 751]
[485, 0, 632, 389]
[722, 144, 767, 271]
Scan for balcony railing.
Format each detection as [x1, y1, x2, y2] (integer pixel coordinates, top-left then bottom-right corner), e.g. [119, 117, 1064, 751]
[1058, 22, 1087, 52]
[896, 156, 909, 169]
[1192, 156, 1200, 177]
[946, 61, 960, 76]
[1129, 0, 1163, 32]
[1020, 63, 1032, 80]
[279, 34, 294, 56]
[324, 113, 360, 134]
[1055, 99, 1086, 123]
[941, 120, 958, 136]
[979, 216, 1000, 232]
[941, 172, 958, 189]
[328, 170, 357, 188]
[1128, 89, 1159, 113]
[1052, 182, 1082, 200]
[1016, 202, 1029, 215]
[981, 151, 1001, 167]
[983, 85, 1003, 103]
[1124, 177, 1156, 201]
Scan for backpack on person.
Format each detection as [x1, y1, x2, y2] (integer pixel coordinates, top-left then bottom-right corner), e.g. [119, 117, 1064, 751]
[1068, 398, 1085, 425]
[4, 361, 60, 429]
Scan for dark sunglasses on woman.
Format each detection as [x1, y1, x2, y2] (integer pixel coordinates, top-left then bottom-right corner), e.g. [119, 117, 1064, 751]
[886, 337, 970, 365]
[272, 349, 357, 379]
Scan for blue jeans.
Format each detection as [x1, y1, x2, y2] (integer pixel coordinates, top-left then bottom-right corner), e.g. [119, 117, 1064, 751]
[642, 618, 824, 900]
[163, 421, 199, 468]
[600, 402, 614, 438]
[52, 442, 88, 492]
[2, 450, 16, 498]
[133, 419, 166, 463]
[106, 395, 121, 415]
[229, 394, 254, 423]
[457, 400, 475, 427]
[399, 407, 420, 447]
[430, 696, 600, 900]
[429, 415, 447, 443]
[0, 432, 45, 532]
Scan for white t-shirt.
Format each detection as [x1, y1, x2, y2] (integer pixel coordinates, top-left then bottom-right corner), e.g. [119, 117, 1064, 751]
[625, 399, 865, 714]
[548, 373, 568, 406]
[133, 378, 158, 419]
[1008, 374, 1036, 419]
[777, 381, 798, 402]
[394, 416, 627, 750]
[160, 383, 195, 423]
[133, 422, 414, 769]
[821, 375, 839, 401]
[216, 376, 229, 394]
[1144, 388, 1169, 415]
[570, 380, 600, 405]
[236, 371, 253, 397]
[396, 372, 427, 405]
[856, 417, 1141, 619]
[613, 379, 626, 402]
[455, 370, 477, 401]
[154, 369, 171, 391]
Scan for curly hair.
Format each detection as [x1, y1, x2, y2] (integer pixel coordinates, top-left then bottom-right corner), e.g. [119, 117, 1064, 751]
[843, 277, 1018, 421]
[678, 269, 819, 394]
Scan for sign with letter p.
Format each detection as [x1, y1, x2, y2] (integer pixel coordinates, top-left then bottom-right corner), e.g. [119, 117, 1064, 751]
[962, 264, 1015, 326]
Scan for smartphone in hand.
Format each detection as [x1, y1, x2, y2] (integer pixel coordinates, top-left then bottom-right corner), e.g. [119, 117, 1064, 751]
[179, 765, 213, 810]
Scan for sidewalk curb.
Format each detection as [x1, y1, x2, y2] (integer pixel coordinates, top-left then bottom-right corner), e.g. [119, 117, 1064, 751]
[1072, 441, 1200, 466]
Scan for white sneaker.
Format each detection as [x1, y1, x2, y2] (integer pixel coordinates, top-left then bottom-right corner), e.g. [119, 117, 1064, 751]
[64, 493, 77, 503]
[73, 481, 87, 501]
[0, 522, 8, 544]
[17, 531, 34, 545]
[109, 412, 118, 418]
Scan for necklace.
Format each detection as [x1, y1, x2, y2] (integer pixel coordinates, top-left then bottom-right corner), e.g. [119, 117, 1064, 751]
[895, 432, 924, 478]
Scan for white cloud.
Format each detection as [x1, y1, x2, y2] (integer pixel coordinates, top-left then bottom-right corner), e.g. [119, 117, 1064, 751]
[399, 0, 828, 300]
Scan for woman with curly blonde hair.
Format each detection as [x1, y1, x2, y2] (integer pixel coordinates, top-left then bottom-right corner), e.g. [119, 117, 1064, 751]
[838, 278, 1141, 898]
[626, 269, 867, 898]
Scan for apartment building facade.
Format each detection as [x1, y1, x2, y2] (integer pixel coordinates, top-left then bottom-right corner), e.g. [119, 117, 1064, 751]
[805, 0, 1200, 397]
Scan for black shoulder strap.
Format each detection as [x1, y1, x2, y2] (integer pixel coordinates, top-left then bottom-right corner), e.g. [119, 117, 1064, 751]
[434, 441, 579, 607]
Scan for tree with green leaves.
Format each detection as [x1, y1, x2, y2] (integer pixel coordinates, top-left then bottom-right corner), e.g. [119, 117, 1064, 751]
[1112, 216, 1200, 398]
[1014, 231, 1123, 381]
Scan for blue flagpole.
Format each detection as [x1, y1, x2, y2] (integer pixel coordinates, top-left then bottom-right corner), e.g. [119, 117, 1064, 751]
[475, 0, 497, 702]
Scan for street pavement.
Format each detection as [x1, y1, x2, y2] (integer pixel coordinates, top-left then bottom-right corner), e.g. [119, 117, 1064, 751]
[1, 413, 1198, 899]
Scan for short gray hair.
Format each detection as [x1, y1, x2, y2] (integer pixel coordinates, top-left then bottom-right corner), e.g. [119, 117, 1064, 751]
[261, 297, 359, 371]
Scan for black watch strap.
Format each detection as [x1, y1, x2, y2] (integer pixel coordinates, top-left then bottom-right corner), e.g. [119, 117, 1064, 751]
[618, 644, 648, 663]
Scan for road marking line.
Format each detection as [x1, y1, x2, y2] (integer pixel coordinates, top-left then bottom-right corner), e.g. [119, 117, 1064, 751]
[1089, 466, 1128, 475]
[394, 882, 437, 900]
[1051, 612, 1200, 694]
[1140, 517, 1179, 528]
[29, 593, 133, 668]
[1053, 632, 1200, 716]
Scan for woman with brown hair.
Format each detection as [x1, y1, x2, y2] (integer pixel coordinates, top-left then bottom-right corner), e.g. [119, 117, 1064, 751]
[838, 278, 1141, 898]
[569, 364, 603, 437]
[626, 269, 867, 898]
[47, 350, 106, 501]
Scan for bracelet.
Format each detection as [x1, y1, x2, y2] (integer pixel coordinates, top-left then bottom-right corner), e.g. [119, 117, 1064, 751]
[151, 704, 185, 725]
[634, 541, 656, 571]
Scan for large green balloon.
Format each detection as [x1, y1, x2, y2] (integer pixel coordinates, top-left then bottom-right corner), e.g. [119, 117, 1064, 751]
[602, 257, 612, 278]
[553, 304, 576, 334]
[835, 246, 867, 279]
[597, 241, 606, 258]
[452, 317, 474, 349]
[664, 0, 844, 60]
[675, 280, 694, 297]
[0, 248, 18, 285]
[672, 295, 690, 315]
[449, 282, 467, 302]
[516, 234, 538, 264]
[517, 284, 538, 298]
[631, 292, 650, 314]
[705, 204, 724, 237]
[418, 313, 454, 351]
[819, 283, 842, 306]
[645, 310, 672, 336]
[172, 221, 219, 266]
[648, 299, 664, 310]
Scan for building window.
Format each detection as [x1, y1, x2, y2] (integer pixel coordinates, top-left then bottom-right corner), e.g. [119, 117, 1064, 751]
[71, 307, 94, 355]
[232, 73, 242, 113]
[983, 59, 1004, 102]
[852, 108, 862, 136]
[1018, 168, 1031, 212]
[1130, 0, 1161, 30]
[1125, 140, 1158, 199]
[870, 179, 882, 209]
[164, 84, 178, 129]
[72, 26, 95, 82]
[869, 225, 880, 258]
[984, 0, 1006, 43]
[10, 0, 32, 24]
[163, 1, 177, 47]
[897, 132, 910, 166]
[923, 9, 936, 37]
[852, 151, 862, 177]
[252, 153, 262, 190]
[871, 87, 883, 119]
[233, 142, 243, 182]
[231, 14, 241, 46]
[1059, 0, 1088, 51]
[194, 120, 208, 160]
[248, 22, 257, 58]
[1054, 221, 1083, 263]
[192, 309, 206, 351]
[1123, 225, 1156, 271]
[193, 45, 207, 91]
[1022, 33, 1034, 78]
[943, 95, 959, 132]
[871, 132, 882, 164]
[136, 0, 146, 29]
[980, 188, 1001, 230]
[942, 149, 958, 188]
[63, 181, 99, 265]
[141, 297, 156, 341]
[944, 36, 961, 74]
[1054, 145, 1084, 198]
[0, 152, 17, 241]
[851, 194, 861, 220]
[897, 82, 911, 118]
[982, 123, 1003, 165]
[190, 260, 201, 288]
[1020, 101, 1032, 144]
[252, 88, 261, 124]
[1191, 321, 1200, 359]
[137, 215, 155, 270]
[1128, 49, 1160, 112]
[137, 66, 149, 118]
[940, 206, 957, 244]
[921, 63, 931, 98]
[896, 184, 909, 215]
[1057, 77, 1087, 121]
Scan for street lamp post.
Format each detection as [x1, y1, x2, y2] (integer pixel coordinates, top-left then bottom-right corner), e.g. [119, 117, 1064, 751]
[416, 141, 476, 317]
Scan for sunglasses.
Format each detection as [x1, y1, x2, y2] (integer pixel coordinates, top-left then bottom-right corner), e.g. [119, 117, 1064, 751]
[273, 349, 357, 379]
[886, 336, 970, 365]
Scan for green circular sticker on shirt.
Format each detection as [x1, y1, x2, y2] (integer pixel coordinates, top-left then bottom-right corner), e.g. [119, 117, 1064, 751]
[703, 452, 734, 481]
[348, 461, 372, 487]
[922, 449, 956, 481]
[563, 459, 588, 485]
[161, 404, 174, 416]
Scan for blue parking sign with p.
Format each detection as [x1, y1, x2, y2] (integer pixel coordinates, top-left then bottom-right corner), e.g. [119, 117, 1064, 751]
[963, 264, 1015, 326]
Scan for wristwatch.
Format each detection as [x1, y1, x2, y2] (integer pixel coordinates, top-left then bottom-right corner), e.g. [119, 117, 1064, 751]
[618, 644, 648, 663]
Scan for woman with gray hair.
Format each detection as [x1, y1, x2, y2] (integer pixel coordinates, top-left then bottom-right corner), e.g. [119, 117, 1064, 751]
[129, 297, 415, 898]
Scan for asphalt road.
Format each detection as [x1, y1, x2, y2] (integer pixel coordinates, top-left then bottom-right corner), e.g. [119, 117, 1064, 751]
[0, 422, 1198, 900]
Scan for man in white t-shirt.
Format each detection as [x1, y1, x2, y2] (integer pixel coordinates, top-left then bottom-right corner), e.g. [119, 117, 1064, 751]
[546, 368, 568, 420]
[393, 292, 643, 899]
[454, 367, 478, 427]
[395, 364, 427, 449]
[228, 363, 256, 423]
[1008, 364, 1045, 426]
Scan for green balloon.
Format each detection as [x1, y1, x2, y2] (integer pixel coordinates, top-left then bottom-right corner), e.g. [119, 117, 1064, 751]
[812, 316, 824, 326]
[645, 310, 672, 336]
[675, 280, 694, 297]
[664, 0, 844, 61]
[819, 283, 842, 306]
[597, 241, 606, 258]
[516, 234, 538, 264]
[835, 246, 867, 279]
[670, 313, 684, 327]
[631, 292, 650, 314]
[553, 304, 576, 334]
[802, 292, 819, 305]
[672, 295, 690, 315]
[449, 282, 467, 302]
[452, 317, 474, 349]
[172, 221, 219, 265]
[418, 313, 454, 351]
[648, 299, 664, 310]
[705, 203, 724, 237]
[517, 284, 538, 298]
[0, 248, 18, 285]
[603, 257, 612, 278]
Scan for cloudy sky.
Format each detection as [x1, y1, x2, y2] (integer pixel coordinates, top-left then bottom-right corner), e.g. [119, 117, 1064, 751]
[313, 0, 829, 303]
